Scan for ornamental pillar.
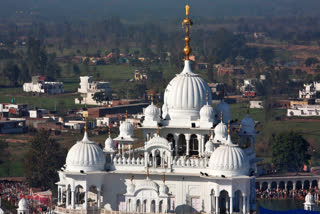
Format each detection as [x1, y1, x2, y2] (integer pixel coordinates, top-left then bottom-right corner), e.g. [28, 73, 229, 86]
[84, 190, 88, 209]
[242, 195, 246, 214]
[66, 189, 70, 207]
[97, 188, 101, 209]
[174, 134, 179, 156]
[71, 190, 75, 209]
[229, 196, 233, 214]
[215, 196, 219, 214]
[185, 134, 191, 156]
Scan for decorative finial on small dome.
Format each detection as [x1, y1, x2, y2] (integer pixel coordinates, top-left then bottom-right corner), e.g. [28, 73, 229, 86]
[146, 167, 149, 178]
[125, 110, 128, 119]
[220, 112, 223, 122]
[206, 91, 209, 104]
[208, 130, 211, 137]
[84, 117, 87, 132]
[108, 127, 111, 137]
[157, 126, 160, 136]
[227, 120, 230, 135]
[162, 173, 166, 183]
[182, 3, 193, 60]
[130, 174, 134, 182]
[150, 93, 154, 104]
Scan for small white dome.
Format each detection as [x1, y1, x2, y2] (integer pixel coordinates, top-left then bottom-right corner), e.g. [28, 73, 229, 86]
[216, 100, 231, 123]
[200, 104, 215, 122]
[126, 182, 136, 194]
[18, 198, 28, 210]
[66, 132, 106, 172]
[159, 183, 169, 195]
[145, 103, 160, 121]
[104, 136, 115, 152]
[135, 178, 158, 192]
[213, 121, 228, 144]
[205, 139, 215, 153]
[240, 114, 255, 135]
[119, 120, 134, 138]
[305, 192, 315, 204]
[209, 135, 249, 177]
[163, 60, 212, 120]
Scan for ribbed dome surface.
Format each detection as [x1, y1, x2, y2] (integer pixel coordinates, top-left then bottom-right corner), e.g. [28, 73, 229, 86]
[205, 139, 215, 153]
[66, 132, 106, 172]
[216, 100, 231, 123]
[240, 114, 255, 134]
[209, 136, 249, 177]
[145, 103, 160, 121]
[213, 121, 228, 143]
[104, 136, 115, 152]
[200, 104, 215, 121]
[119, 120, 134, 138]
[135, 178, 158, 192]
[18, 198, 28, 210]
[163, 60, 212, 120]
[159, 183, 169, 195]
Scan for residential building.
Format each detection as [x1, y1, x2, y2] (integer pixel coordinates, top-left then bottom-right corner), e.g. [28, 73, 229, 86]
[23, 76, 64, 94]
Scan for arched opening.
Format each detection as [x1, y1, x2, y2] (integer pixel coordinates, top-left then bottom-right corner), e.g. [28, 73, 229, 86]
[151, 200, 156, 213]
[88, 185, 98, 208]
[303, 180, 310, 190]
[279, 181, 285, 190]
[75, 185, 85, 207]
[67, 185, 71, 206]
[219, 190, 229, 214]
[159, 200, 163, 213]
[261, 182, 268, 191]
[233, 190, 242, 213]
[255, 182, 260, 190]
[136, 200, 141, 212]
[287, 181, 293, 190]
[143, 200, 147, 213]
[312, 180, 318, 188]
[271, 181, 277, 190]
[190, 134, 199, 156]
[155, 149, 161, 167]
[178, 134, 186, 156]
[296, 181, 302, 190]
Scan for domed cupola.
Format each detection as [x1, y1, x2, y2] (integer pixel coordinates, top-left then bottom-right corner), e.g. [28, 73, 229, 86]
[66, 131, 106, 172]
[209, 122, 249, 177]
[17, 198, 28, 213]
[205, 131, 216, 156]
[163, 60, 212, 121]
[305, 192, 315, 204]
[119, 121, 134, 138]
[216, 90, 231, 123]
[104, 129, 115, 153]
[143, 97, 160, 127]
[240, 107, 256, 135]
[126, 175, 136, 195]
[159, 174, 169, 196]
[200, 92, 216, 122]
[213, 113, 228, 144]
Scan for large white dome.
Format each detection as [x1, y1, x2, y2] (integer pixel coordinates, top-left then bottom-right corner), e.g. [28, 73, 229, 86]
[209, 136, 249, 177]
[163, 60, 212, 120]
[104, 136, 115, 152]
[66, 132, 106, 172]
[216, 100, 231, 123]
[213, 121, 228, 144]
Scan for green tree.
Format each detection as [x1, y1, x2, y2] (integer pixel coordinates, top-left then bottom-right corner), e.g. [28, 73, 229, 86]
[272, 131, 310, 172]
[92, 91, 110, 104]
[24, 129, 66, 190]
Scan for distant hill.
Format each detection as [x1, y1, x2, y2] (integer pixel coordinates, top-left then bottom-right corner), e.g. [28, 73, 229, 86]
[1, 0, 320, 20]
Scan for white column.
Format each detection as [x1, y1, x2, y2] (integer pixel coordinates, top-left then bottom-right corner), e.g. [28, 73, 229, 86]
[97, 188, 101, 209]
[66, 189, 70, 207]
[197, 134, 201, 157]
[242, 195, 246, 214]
[229, 197, 233, 214]
[201, 135, 205, 156]
[215, 196, 219, 214]
[122, 144, 125, 157]
[246, 195, 249, 214]
[186, 134, 190, 156]
[209, 194, 212, 214]
[155, 201, 159, 213]
[174, 134, 179, 156]
[71, 190, 75, 209]
[84, 190, 88, 209]
[57, 187, 61, 205]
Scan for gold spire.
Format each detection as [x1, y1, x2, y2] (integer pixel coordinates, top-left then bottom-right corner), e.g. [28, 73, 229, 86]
[206, 91, 209, 103]
[146, 167, 149, 178]
[157, 126, 160, 136]
[162, 173, 166, 183]
[108, 127, 111, 137]
[84, 117, 87, 132]
[130, 174, 134, 182]
[208, 130, 211, 137]
[182, 4, 193, 60]
[150, 93, 154, 103]
[125, 110, 128, 119]
[220, 112, 223, 122]
[227, 121, 230, 135]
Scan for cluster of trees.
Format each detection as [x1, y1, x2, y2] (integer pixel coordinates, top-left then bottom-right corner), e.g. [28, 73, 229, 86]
[0, 38, 61, 86]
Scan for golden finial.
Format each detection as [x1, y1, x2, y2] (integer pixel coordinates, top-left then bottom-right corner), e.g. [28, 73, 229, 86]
[227, 121, 230, 135]
[208, 130, 211, 137]
[146, 167, 149, 178]
[157, 126, 160, 136]
[206, 91, 209, 103]
[130, 174, 134, 182]
[151, 94, 154, 103]
[182, 4, 193, 60]
[84, 117, 87, 132]
[162, 173, 166, 183]
[125, 110, 128, 119]
[108, 127, 111, 137]
[220, 112, 223, 122]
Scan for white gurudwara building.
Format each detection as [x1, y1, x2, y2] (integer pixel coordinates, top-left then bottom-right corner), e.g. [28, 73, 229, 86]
[55, 5, 257, 214]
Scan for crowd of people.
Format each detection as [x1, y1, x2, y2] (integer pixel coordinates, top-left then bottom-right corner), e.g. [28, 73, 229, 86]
[256, 186, 320, 201]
